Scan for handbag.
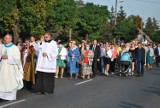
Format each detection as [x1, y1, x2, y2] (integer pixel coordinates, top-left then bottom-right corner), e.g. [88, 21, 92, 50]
[76, 60, 79, 67]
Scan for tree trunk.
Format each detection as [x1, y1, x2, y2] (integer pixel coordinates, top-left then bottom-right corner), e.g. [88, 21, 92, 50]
[12, 23, 19, 44]
[12, 4, 19, 44]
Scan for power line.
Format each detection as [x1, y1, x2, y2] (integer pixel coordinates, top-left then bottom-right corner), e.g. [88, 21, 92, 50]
[134, 0, 160, 4]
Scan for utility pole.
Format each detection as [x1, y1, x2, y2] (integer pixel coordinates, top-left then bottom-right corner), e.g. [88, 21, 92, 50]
[113, 0, 118, 44]
[115, 0, 118, 25]
[115, 0, 123, 25]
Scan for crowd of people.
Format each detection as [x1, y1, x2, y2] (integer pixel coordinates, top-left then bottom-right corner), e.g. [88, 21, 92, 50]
[0, 32, 160, 101]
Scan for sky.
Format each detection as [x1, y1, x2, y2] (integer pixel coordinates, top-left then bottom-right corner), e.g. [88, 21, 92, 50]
[83, 0, 160, 24]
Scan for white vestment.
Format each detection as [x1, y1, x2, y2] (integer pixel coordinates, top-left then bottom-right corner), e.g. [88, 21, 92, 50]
[0, 43, 3, 66]
[36, 40, 58, 73]
[0, 44, 23, 100]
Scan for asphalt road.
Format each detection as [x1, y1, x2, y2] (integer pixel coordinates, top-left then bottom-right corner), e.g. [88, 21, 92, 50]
[0, 67, 160, 108]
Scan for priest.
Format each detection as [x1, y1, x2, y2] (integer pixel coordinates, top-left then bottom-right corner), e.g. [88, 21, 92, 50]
[35, 32, 58, 95]
[21, 39, 36, 89]
[0, 34, 23, 100]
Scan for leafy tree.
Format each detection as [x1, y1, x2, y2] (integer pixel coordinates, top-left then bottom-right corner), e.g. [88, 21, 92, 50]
[113, 19, 137, 42]
[0, 0, 16, 16]
[47, 0, 76, 40]
[144, 17, 155, 37]
[0, 0, 158, 43]
[128, 15, 143, 29]
[75, 3, 109, 40]
[47, 1, 109, 42]
[152, 18, 160, 42]
[117, 6, 126, 23]
[153, 30, 160, 43]
[0, 0, 18, 43]
[0, 0, 55, 43]
[153, 17, 159, 30]
[19, 0, 55, 39]
[109, 6, 115, 25]
[100, 23, 114, 42]
[144, 17, 159, 42]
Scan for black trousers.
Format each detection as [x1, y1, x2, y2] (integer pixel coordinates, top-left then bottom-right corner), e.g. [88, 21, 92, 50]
[110, 58, 116, 73]
[23, 80, 32, 90]
[92, 59, 98, 76]
[34, 71, 55, 93]
[155, 56, 160, 67]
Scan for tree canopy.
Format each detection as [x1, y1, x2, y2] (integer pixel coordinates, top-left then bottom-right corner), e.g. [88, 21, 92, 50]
[113, 19, 137, 42]
[144, 17, 160, 43]
[0, 0, 159, 43]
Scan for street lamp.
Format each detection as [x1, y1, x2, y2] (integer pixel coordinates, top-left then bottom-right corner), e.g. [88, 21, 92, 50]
[115, 0, 123, 25]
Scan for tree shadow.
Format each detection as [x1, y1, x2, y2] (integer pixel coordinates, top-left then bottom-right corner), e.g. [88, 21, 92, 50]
[153, 68, 160, 71]
[142, 86, 160, 96]
[146, 86, 160, 90]
[150, 72, 160, 76]
[119, 101, 144, 108]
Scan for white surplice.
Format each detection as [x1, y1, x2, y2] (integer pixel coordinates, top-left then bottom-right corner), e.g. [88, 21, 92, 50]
[0, 44, 24, 100]
[36, 40, 58, 73]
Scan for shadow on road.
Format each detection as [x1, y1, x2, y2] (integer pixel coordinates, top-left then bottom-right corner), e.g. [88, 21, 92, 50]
[142, 86, 160, 96]
[0, 99, 6, 102]
[119, 101, 144, 108]
[150, 72, 160, 76]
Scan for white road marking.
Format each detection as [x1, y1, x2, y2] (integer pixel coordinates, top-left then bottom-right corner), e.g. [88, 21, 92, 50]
[75, 79, 93, 85]
[0, 99, 26, 108]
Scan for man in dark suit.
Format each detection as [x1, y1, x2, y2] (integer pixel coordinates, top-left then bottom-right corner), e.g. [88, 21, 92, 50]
[134, 42, 145, 76]
[90, 40, 101, 77]
[154, 43, 160, 67]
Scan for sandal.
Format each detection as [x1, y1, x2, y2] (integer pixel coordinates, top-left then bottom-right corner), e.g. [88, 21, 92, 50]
[55, 76, 58, 79]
